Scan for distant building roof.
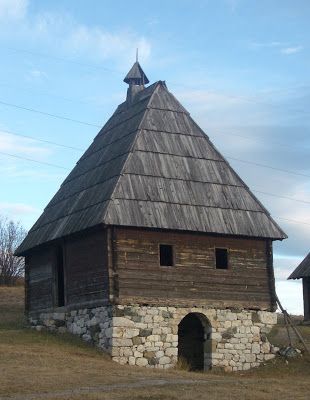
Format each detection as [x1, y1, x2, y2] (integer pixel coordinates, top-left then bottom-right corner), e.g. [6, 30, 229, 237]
[288, 253, 310, 279]
[16, 63, 287, 255]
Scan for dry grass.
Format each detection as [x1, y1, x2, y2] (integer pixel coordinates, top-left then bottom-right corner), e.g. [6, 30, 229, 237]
[1, 286, 310, 400]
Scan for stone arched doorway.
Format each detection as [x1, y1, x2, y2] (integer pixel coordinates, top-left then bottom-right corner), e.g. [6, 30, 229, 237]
[178, 313, 212, 371]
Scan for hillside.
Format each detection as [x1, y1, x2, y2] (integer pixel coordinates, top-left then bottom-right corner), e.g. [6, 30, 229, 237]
[0, 286, 310, 400]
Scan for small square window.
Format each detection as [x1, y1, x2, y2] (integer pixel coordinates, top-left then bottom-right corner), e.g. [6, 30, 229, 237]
[160, 244, 174, 266]
[215, 248, 228, 269]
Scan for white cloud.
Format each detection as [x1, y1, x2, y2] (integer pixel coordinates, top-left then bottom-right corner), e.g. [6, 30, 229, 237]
[1, 9, 152, 67]
[249, 41, 286, 49]
[0, 131, 52, 158]
[274, 254, 304, 281]
[65, 25, 151, 64]
[28, 68, 48, 80]
[281, 45, 303, 55]
[0, 0, 27, 20]
[249, 41, 303, 56]
[225, 0, 240, 12]
[0, 202, 38, 216]
[176, 89, 245, 110]
[0, 162, 64, 180]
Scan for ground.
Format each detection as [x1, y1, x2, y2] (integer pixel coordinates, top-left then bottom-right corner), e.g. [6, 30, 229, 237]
[1, 286, 310, 400]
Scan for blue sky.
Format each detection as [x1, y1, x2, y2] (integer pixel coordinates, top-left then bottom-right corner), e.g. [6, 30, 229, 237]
[0, 0, 309, 314]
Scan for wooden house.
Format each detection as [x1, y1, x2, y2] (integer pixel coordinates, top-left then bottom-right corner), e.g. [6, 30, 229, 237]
[289, 253, 310, 321]
[16, 61, 287, 371]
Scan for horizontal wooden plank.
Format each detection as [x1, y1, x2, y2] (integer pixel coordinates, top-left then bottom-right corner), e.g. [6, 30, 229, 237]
[118, 269, 269, 286]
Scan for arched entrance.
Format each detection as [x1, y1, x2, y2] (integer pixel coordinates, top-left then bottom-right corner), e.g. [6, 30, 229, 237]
[178, 313, 211, 371]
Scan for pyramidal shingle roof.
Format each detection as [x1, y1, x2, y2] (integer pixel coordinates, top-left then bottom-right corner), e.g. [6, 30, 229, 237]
[288, 252, 310, 279]
[16, 77, 286, 255]
[124, 61, 149, 84]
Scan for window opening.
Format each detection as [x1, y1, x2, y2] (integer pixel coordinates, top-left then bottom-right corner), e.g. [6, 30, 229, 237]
[56, 246, 65, 306]
[215, 248, 228, 269]
[160, 244, 174, 266]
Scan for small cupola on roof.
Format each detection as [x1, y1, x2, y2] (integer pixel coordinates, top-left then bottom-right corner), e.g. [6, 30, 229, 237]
[124, 58, 149, 104]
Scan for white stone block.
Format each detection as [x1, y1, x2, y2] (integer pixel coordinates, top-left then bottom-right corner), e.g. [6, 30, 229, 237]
[159, 356, 171, 365]
[166, 334, 178, 342]
[113, 338, 133, 347]
[252, 343, 260, 354]
[264, 354, 275, 361]
[257, 311, 277, 325]
[226, 313, 237, 321]
[165, 347, 178, 356]
[148, 334, 160, 342]
[261, 342, 270, 354]
[136, 357, 148, 366]
[112, 327, 123, 338]
[245, 354, 256, 363]
[212, 333, 222, 341]
[129, 356, 136, 365]
[113, 317, 135, 327]
[251, 326, 260, 334]
[123, 329, 140, 339]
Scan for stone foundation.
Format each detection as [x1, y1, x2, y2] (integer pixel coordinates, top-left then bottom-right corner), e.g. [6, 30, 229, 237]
[29, 305, 277, 371]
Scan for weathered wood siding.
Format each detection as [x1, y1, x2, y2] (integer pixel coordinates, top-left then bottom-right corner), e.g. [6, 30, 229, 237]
[26, 247, 55, 311]
[64, 230, 109, 306]
[26, 229, 109, 313]
[113, 227, 274, 310]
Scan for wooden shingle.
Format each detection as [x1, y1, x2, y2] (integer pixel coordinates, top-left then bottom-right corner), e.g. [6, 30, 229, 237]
[16, 79, 286, 255]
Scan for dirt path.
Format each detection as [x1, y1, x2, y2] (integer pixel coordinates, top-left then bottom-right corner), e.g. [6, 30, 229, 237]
[0, 377, 255, 400]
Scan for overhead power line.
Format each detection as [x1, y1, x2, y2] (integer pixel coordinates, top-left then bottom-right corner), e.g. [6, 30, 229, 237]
[227, 156, 310, 179]
[0, 81, 103, 108]
[277, 217, 310, 227]
[0, 128, 308, 180]
[0, 100, 101, 128]
[0, 150, 309, 207]
[0, 151, 69, 170]
[7, 46, 121, 74]
[0, 129, 84, 151]
[253, 190, 310, 205]
[211, 130, 294, 149]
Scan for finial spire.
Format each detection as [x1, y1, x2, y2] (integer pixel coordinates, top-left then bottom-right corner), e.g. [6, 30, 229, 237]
[123, 58, 149, 104]
[136, 48, 138, 62]
[123, 60, 149, 86]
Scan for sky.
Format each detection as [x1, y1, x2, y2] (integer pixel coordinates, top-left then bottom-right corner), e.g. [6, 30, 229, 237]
[0, 0, 309, 314]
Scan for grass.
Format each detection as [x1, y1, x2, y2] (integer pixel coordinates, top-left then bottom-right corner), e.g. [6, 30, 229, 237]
[1, 286, 310, 400]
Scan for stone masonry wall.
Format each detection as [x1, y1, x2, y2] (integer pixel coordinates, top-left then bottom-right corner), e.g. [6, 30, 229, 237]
[29, 305, 278, 372]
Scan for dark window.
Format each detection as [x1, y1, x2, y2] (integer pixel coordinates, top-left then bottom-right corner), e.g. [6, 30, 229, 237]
[160, 244, 174, 266]
[56, 246, 65, 306]
[215, 248, 228, 269]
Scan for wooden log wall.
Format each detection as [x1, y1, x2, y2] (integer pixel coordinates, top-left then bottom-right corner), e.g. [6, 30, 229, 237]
[26, 229, 109, 313]
[113, 227, 274, 310]
[64, 230, 109, 305]
[26, 247, 55, 311]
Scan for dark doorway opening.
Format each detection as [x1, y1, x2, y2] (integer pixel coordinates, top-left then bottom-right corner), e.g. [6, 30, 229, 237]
[56, 246, 65, 307]
[178, 313, 210, 371]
